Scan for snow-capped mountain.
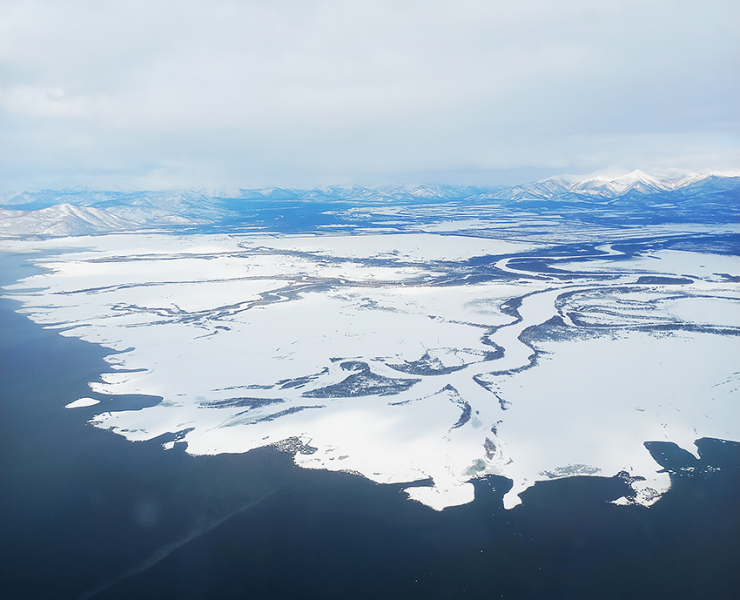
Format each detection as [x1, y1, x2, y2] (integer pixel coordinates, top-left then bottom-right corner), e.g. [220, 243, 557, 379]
[1, 171, 738, 238]
[554, 169, 739, 196]
[494, 169, 740, 201]
[0, 204, 137, 237]
[0, 190, 235, 237]
[567, 170, 668, 195]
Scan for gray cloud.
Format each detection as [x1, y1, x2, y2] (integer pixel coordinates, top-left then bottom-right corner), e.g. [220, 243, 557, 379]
[1, 0, 738, 189]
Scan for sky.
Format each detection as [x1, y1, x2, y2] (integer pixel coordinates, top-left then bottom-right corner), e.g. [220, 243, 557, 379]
[0, 0, 738, 191]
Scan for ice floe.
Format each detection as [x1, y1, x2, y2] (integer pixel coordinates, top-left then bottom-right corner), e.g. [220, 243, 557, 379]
[65, 397, 101, 409]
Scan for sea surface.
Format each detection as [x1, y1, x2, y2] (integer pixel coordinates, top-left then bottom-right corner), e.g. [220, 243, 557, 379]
[1, 252, 739, 600]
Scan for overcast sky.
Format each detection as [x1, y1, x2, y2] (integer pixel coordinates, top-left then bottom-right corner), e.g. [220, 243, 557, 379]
[1, 0, 738, 190]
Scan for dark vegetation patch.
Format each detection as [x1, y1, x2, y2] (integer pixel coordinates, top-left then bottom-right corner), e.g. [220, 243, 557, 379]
[440, 385, 473, 430]
[387, 351, 478, 376]
[199, 397, 284, 410]
[451, 401, 472, 429]
[251, 405, 325, 423]
[636, 276, 693, 285]
[480, 338, 505, 360]
[277, 368, 329, 390]
[484, 437, 497, 460]
[519, 315, 614, 345]
[303, 361, 419, 398]
[472, 376, 511, 410]
[499, 296, 523, 320]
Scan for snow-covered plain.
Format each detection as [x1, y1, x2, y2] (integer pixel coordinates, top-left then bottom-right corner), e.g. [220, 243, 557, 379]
[2, 230, 739, 510]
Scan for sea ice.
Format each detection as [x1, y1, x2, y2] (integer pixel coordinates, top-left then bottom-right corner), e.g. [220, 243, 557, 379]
[65, 397, 101, 409]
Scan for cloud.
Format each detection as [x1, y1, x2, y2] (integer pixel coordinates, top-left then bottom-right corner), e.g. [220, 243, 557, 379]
[1, 0, 738, 189]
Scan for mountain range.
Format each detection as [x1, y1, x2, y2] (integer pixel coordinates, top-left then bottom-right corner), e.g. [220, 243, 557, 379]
[1, 170, 738, 238]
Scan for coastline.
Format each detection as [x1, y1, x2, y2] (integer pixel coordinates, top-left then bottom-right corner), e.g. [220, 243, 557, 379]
[1, 249, 739, 599]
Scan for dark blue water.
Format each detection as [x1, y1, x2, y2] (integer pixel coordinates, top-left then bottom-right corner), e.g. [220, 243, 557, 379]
[1, 254, 739, 600]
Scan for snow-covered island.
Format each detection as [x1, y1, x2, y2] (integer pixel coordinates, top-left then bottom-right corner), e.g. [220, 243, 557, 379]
[2, 171, 739, 511]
